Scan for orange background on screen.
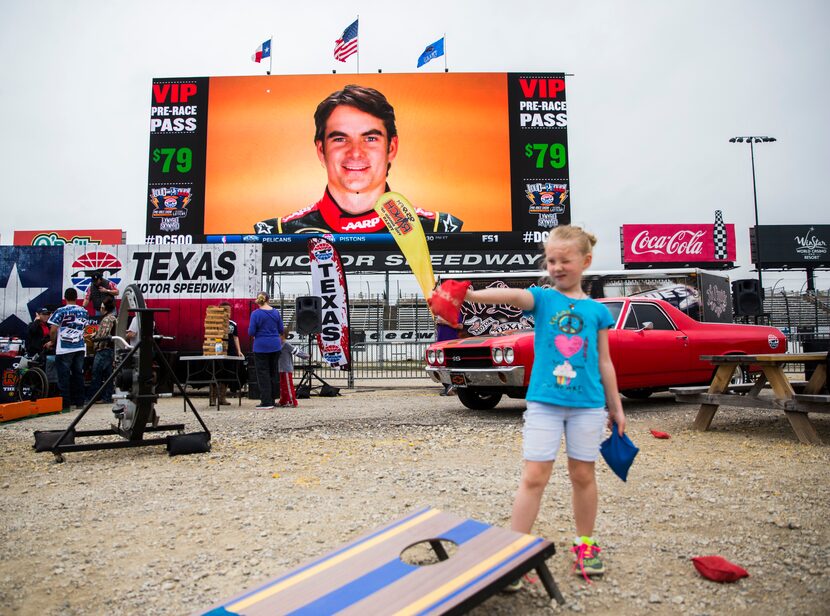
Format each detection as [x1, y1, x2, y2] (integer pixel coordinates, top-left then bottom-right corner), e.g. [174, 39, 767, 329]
[203, 73, 511, 234]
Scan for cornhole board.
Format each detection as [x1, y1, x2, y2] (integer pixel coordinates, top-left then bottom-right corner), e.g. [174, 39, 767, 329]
[0, 397, 63, 423]
[198, 507, 564, 615]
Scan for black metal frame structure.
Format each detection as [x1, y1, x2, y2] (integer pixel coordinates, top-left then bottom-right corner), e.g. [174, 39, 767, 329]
[295, 334, 337, 397]
[33, 308, 210, 463]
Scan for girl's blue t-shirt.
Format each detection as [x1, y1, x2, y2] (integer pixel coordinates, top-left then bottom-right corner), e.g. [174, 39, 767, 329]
[524, 287, 616, 408]
[248, 308, 284, 353]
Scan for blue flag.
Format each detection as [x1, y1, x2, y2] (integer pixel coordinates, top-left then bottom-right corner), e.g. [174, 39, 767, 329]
[417, 37, 445, 68]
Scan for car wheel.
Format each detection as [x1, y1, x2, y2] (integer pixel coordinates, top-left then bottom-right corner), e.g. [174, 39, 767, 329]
[620, 389, 653, 400]
[729, 366, 751, 386]
[457, 388, 503, 410]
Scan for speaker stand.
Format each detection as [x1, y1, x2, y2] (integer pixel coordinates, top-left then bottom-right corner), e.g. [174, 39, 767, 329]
[295, 335, 337, 397]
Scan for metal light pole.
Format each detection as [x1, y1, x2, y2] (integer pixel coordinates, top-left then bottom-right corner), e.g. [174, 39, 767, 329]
[729, 136, 776, 293]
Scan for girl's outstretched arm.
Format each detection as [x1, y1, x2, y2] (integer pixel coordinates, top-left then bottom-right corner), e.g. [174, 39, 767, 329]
[464, 287, 534, 311]
[597, 329, 625, 435]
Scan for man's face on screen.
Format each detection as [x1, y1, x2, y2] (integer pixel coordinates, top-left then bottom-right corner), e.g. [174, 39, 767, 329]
[316, 105, 398, 213]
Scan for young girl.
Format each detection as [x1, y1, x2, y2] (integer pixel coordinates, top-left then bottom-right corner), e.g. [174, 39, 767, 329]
[462, 225, 625, 582]
[278, 330, 310, 408]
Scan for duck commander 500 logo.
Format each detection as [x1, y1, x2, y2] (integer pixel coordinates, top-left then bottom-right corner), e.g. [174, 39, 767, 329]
[150, 186, 192, 218]
[525, 182, 568, 215]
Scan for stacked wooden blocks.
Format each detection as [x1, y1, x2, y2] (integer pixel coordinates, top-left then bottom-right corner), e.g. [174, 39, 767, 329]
[203, 305, 229, 355]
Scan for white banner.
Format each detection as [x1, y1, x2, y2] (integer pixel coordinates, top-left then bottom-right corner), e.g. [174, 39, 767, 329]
[308, 238, 350, 370]
[62, 244, 261, 300]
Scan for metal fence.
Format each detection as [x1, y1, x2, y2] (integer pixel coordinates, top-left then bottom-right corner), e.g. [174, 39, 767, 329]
[297, 339, 433, 383]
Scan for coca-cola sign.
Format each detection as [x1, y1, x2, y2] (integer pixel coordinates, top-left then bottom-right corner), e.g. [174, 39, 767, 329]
[621, 223, 736, 266]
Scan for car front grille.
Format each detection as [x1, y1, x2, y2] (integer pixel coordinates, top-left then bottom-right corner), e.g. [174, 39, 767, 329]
[444, 348, 493, 369]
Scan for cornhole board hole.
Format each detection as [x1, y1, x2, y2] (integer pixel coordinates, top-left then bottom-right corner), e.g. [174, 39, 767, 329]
[198, 507, 564, 615]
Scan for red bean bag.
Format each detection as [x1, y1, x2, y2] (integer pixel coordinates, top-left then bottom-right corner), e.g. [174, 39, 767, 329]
[428, 280, 471, 327]
[650, 429, 671, 439]
[691, 556, 749, 582]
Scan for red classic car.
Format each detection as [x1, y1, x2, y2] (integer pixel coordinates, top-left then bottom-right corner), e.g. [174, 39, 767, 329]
[425, 297, 786, 410]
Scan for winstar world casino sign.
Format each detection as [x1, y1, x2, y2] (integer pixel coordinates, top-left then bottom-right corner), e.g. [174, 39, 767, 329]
[621, 223, 736, 269]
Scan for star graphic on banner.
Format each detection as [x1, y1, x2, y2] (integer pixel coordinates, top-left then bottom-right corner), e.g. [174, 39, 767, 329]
[2, 263, 49, 325]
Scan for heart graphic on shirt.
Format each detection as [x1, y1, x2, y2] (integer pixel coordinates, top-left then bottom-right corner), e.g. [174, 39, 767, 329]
[555, 335, 583, 358]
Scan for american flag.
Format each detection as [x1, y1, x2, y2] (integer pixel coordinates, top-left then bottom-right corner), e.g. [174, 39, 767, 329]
[334, 19, 358, 62]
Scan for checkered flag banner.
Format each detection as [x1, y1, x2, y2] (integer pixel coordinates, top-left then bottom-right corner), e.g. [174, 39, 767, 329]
[713, 210, 728, 260]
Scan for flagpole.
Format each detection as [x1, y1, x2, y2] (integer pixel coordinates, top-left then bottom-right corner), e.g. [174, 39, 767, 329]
[356, 14, 360, 74]
[269, 35, 273, 75]
[443, 33, 448, 72]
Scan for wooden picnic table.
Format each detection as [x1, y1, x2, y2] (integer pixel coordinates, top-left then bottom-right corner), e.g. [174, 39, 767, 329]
[670, 352, 829, 445]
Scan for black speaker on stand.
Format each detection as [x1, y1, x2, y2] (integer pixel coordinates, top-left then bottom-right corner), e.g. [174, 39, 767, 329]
[732, 279, 764, 317]
[294, 296, 339, 398]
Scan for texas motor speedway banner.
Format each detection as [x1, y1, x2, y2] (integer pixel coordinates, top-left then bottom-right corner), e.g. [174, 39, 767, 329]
[62, 244, 261, 351]
[147, 73, 570, 258]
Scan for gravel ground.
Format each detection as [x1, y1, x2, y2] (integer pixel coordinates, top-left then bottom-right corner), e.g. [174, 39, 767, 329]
[0, 383, 828, 616]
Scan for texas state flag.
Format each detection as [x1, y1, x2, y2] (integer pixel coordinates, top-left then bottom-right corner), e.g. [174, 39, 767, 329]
[251, 39, 272, 63]
[0, 247, 63, 338]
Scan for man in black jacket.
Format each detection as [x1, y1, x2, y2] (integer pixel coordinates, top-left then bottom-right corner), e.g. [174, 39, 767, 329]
[26, 307, 54, 359]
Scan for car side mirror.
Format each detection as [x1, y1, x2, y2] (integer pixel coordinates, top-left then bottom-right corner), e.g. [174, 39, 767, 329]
[638, 321, 654, 332]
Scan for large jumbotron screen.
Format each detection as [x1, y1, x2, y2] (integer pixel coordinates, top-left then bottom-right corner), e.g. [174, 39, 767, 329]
[146, 73, 569, 271]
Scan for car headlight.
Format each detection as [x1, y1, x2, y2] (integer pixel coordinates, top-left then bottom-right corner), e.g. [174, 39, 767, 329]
[427, 349, 436, 364]
[492, 348, 503, 364]
[504, 347, 514, 364]
[437, 349, 444, 364]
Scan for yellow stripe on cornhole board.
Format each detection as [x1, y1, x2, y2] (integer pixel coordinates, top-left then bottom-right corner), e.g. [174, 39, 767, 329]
[391, 534, 537, 616]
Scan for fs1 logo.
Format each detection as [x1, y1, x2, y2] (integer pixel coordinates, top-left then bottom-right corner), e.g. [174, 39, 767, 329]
[70, 251, 123, 294]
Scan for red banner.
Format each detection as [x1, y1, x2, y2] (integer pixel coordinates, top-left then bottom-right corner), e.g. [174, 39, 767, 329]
[621, 223, 735, 265]
[14, 229, 124, 246]
[307, 237, 350, 370]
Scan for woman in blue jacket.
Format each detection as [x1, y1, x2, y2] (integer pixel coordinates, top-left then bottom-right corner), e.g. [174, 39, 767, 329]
[248, 292, 283, 409]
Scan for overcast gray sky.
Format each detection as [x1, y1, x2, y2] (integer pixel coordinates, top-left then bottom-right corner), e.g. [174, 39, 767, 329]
[2, 0, 828, 290]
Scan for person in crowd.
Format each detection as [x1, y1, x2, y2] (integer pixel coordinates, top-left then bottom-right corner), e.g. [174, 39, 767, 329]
[125, 315, 140, 347]
[82, 271, 119, 318]
[62, 287, 82, 306]
[435, 310, 465, 396]
[278, 330, 309, 408]
[48, 288, 91, 410]
[26, 307, 54, 360]
[248, 292, 283, 410]
[210, 301, 244, 406]
[86, 296, 117, 404]
[455, 225, 626, 587]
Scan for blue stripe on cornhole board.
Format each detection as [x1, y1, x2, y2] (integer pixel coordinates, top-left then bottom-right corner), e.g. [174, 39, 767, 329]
[415, 538, 545, 616]
[438, 519, 490, 544]
[213, 506, 434, 611]
[286, 519, 492, 615]
[287, 559, 416, 616]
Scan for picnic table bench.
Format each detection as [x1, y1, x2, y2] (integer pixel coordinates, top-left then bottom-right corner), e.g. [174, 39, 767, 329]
[670, 352, 829, 444]
[198, 507, 565, 615]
